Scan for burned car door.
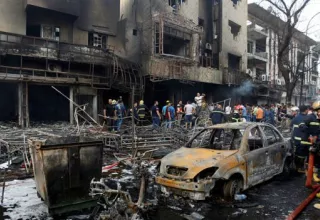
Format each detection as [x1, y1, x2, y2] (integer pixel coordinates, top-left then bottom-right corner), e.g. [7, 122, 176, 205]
[244, 126, 269, 186]
[261, 125, 286, 175]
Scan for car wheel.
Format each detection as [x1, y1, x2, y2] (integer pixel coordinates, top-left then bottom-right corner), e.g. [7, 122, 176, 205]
[279, 158, 293, 180]
[223, 178, 243, 199]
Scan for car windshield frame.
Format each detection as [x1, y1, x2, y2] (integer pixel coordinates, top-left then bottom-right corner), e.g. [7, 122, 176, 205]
[185, 127, 245, 150]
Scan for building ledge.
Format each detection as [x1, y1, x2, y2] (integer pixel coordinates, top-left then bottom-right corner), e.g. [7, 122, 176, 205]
[0, 31, 115, 65]
[145, 57, 222, 84]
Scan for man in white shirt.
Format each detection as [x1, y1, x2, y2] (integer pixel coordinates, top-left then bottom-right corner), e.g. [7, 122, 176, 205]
[194, 93, 203, 107]
[184, 101, 194, 129]
[225, 105, 232, 122]
[225, 105, 231, 114]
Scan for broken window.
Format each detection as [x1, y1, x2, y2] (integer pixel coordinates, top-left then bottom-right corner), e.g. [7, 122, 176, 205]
[228, 20, 241, 40]
[186, 128, 244, 150]
[132, 29, 138, 36]
[261, 126, 278, 145]
[41, 25, 60, 41]
[228, 53, 240, 70]
[154, 24, 191, 57]
[231, 0, 240, 6]
[248, 127, 263, 151]
[88, 33, 108, 49]
[198, 18, 204, 27]
[27, 24, 60, 40]
[168, 0, 186, 6]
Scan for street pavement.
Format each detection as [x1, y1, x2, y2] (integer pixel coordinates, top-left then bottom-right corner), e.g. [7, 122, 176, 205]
[153, 174, 320, 220]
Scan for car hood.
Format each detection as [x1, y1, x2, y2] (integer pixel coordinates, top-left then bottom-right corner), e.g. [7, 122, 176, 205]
[160, 147, 238, 179]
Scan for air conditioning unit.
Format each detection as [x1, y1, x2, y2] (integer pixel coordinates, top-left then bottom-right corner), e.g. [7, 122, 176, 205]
[48, 63, 62, 72]
[246, 69, 253, 76]
[276, 79, 282, 85]
[205, 43, 212, 50]
[311, 81, 316, 85]
[214, 34, 218, 39]
[261, 74, 268, 81]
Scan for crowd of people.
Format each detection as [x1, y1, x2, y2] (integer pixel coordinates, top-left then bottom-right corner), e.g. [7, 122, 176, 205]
[102, 92, 308, 133]
[212, 103, 301, 125]
[102, 93, 208, 132]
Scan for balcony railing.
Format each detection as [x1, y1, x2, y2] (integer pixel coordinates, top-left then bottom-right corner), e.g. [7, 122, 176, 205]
[248, 24, 268, 40]
[0, 31, 115, 64]
[223, 68, 250, 85]
[247, 51, 268, 61]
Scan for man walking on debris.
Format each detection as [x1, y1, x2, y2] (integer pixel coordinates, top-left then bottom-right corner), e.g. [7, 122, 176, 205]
[104, 99, 115, 131]
[151, 101, 161, 129]
[137, 100, 148, 126]
[211, 104, 226, 125]
[184, 101, 194, 129]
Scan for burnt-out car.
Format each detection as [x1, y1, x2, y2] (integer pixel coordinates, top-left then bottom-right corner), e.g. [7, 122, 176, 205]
[155, 122, 293, 200]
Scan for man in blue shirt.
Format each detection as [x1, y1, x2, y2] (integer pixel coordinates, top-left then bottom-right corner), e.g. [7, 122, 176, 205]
[241, 104, 247, 121]
[151, 101, 161, 129]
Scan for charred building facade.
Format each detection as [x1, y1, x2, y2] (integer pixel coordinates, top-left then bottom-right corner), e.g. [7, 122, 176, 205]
[0, 0, 143, 127]
[0, 0, 249, 126]
[118, 0, 248, 105]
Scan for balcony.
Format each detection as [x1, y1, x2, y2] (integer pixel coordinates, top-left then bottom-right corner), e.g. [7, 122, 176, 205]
[248, 24, 268, 40]
[25, 0, 80, 17]
[247, 51, 268, 62]
[223, 68, 250, 85]
[0, 32, 144, 92]
[0, 31, 115, 64]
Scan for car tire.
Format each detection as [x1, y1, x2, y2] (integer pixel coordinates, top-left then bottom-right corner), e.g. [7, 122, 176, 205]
[280, 158, 293, 180]
[223, 178, 243, 199]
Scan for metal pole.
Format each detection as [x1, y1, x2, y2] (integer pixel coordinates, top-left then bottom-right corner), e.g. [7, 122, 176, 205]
[131, 86, 136, 156]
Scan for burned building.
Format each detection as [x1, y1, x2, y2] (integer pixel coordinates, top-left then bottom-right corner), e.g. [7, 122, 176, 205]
[0, 0, 143, 127]
[0, 0, 249, 127]
[117, 0, 248, 105]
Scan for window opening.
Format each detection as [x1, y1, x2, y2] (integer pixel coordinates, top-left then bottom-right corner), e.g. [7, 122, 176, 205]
[133, 29, 138, 36]
[231, 0, 240, 6]
[247, 41, 253, 54]
[261, 126, 277, 145]
[155, 25, 191, 57]
[248, 127, 263, 151]
[198, 18, 204, 27]
[186, 128, 244, 150]
[228, 20, 241, 40]
[88, 33, 108, 49]
[41, 25, 60, 41]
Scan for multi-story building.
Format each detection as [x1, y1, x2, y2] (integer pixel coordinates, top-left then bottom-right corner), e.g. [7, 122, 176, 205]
[0, 0, 144, 127]
[0, 0, 249, 127]
[118, 0, 248, 105]
[247, 3, 320, 105]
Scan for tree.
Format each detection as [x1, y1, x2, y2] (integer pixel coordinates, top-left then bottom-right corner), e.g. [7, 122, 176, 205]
[263, 0, 311, 104]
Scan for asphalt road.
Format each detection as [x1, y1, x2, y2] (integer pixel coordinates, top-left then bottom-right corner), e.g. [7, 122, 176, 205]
[153, 174, 320, 220]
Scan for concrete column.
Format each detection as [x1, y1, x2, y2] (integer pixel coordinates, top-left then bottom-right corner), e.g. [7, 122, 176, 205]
[18, 83, 23, 128]
[25, 83, 29, 128]
[69, 86, 74, 124]
[93, 95, 98, 122]
[18, 82, 29, 128]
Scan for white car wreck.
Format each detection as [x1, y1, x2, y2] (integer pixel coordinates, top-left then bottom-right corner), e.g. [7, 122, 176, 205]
[156, 122, 293, 200]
